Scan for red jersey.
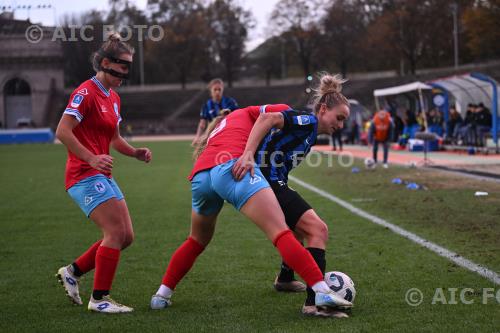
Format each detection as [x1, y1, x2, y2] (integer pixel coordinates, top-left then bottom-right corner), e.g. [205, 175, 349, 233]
[189, 104, 291, 180]
[63, 76, 122, 190]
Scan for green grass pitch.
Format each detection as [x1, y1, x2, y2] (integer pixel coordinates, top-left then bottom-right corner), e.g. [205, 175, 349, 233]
[0, 141, 499, 332]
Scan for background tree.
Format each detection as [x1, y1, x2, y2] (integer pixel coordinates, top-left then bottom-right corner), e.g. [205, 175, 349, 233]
[463, 0, 500, 60]
[270, 0, 325, 80]
[206, 0, 254, 87]
[147, 0, 210, 88]
[322, 0, 365, 78]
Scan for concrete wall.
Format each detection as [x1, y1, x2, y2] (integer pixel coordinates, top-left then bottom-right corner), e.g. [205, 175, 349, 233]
[0, 27, 63, 128]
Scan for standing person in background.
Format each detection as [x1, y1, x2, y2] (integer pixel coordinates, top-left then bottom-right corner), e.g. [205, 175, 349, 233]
[192, 78, 238, 146]
[369, 109, 394, 169]
[331, 127, 343, 151]
[55, 33, 152, 313]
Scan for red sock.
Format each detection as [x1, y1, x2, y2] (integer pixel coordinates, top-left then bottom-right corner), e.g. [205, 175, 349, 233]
[74, 240, 102, 274]
[93, 246, 120, 291]
[162, 237, 205, 290]
[273, 230, 324, 287]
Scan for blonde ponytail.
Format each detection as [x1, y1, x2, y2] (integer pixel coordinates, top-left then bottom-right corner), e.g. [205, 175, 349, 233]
[312, 72, 349, 113]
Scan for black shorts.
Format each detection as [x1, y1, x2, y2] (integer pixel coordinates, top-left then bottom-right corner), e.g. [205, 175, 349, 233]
[270, 181, 312, 230]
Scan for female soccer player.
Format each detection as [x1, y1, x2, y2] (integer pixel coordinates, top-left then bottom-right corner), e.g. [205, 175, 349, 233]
[150, 101, 352, 314]
[55, 33, 152, 313]
[192, 78, 238, 146]
[232, 73, 351, 317]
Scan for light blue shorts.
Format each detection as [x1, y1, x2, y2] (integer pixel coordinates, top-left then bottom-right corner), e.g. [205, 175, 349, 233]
[67, 174, 124, 217]
[191, 159, 270, 216]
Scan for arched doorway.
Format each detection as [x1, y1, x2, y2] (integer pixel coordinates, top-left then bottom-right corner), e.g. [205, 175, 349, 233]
[4, 78, 32, 128]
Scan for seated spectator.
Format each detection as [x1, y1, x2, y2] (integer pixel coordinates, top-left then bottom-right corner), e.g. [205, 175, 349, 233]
[447, 106, 463, 144]
[458, 103, 476, 145]
[475, 102, 492, 146]
[427, 108, 444, 136]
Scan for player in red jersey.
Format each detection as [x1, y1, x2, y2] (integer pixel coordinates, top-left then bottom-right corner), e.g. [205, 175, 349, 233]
[150, 104, 352, 313]
[55, 33, 151, 313]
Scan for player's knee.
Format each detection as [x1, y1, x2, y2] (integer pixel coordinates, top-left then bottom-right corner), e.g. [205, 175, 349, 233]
[316, 221, 329, 244]
[105, 231, 125, 248]
[122, 230, 134, 249]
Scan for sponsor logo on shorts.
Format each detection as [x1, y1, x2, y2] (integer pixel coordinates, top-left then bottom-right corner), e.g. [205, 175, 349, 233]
[70, 94, 84, 108]
[249, 175, 262, 185]
[94, 182, 106, 193]
[84, 196, 93, 206]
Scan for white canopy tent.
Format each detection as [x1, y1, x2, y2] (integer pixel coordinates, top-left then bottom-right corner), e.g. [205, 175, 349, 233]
[373, 81, 433, 129]
[373, 81, 433, 98]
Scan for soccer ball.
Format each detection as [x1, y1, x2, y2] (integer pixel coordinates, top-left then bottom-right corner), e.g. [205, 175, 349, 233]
[364, 157, 376, 169]
[325, 271, 356, 303]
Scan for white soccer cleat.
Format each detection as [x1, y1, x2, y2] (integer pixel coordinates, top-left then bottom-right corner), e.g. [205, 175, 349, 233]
[315, 290, 353, 310]
[383, 163, 389, 169]
[88, 295, 134, 313]
[150, 294, 172, 310]
[56, 266, 82, 305]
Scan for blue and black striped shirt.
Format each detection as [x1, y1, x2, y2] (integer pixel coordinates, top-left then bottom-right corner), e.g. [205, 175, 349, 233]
[200, 96, 238, 122]
[256, 110, 318, 183]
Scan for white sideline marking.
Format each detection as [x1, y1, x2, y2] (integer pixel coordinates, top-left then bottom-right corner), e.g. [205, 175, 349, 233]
[289, 175, 500, 285]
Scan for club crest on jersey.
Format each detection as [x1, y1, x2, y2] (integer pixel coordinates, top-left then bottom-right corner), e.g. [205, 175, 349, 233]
[71, 94, 84, 108]
[249, 175, 262, 185]
[101, 105, 108, 113]
[295, 115, 310, 125]
[77, 88, 89, 95]
[94, 182, 106, 193]
[113, 103, 119, 117]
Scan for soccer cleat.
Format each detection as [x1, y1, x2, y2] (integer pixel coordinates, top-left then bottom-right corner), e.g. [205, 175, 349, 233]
[150, 294, 172, 310]
[383, 163, 389, 169]
[88, 295, 134, 313]
[315, 290, 353, 310]
[273, 276, 306, 292]
[56, 266, 82, 305]
[302, 304, 349, 318]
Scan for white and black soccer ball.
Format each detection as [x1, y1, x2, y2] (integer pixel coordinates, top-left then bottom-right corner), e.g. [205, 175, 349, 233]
[325, 271, 356, 303]
[364, 157, 376, 169]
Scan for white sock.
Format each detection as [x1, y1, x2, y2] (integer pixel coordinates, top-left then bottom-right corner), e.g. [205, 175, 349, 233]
[311, 281, 331, 294]
[156, 284, 173, 298]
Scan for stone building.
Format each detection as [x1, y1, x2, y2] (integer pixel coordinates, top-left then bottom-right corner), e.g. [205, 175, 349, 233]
[0, 12, 63, 128]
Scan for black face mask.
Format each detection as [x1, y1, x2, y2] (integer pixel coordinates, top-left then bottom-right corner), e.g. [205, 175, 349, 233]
[100, 53, 132, 80]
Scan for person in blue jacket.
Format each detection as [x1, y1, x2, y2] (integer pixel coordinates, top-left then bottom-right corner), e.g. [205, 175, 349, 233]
[192, 78, 238, 146]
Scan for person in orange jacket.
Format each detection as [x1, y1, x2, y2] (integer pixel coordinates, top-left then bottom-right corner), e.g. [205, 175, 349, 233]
[369, 109, 394, 168]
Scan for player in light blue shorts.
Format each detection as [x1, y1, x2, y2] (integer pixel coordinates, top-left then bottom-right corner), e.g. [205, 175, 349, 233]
[191, 159, 269, 216]
[67, 174, 124, 217]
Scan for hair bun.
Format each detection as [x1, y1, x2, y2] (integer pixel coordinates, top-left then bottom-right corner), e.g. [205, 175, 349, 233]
[319, 73, 346, 95]
[106, 32, 122, 42]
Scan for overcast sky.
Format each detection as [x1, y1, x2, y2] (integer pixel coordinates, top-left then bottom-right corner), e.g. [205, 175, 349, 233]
[2, 0, 280, 51]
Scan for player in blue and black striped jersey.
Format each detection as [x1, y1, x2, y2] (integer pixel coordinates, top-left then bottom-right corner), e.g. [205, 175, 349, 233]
[192, 78, 238, 146]
[232, 73, 351, 318]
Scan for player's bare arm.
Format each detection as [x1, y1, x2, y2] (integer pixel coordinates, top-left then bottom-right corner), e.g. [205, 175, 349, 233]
[56, 114, 113, 173]
[232, 112, 284, 180]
